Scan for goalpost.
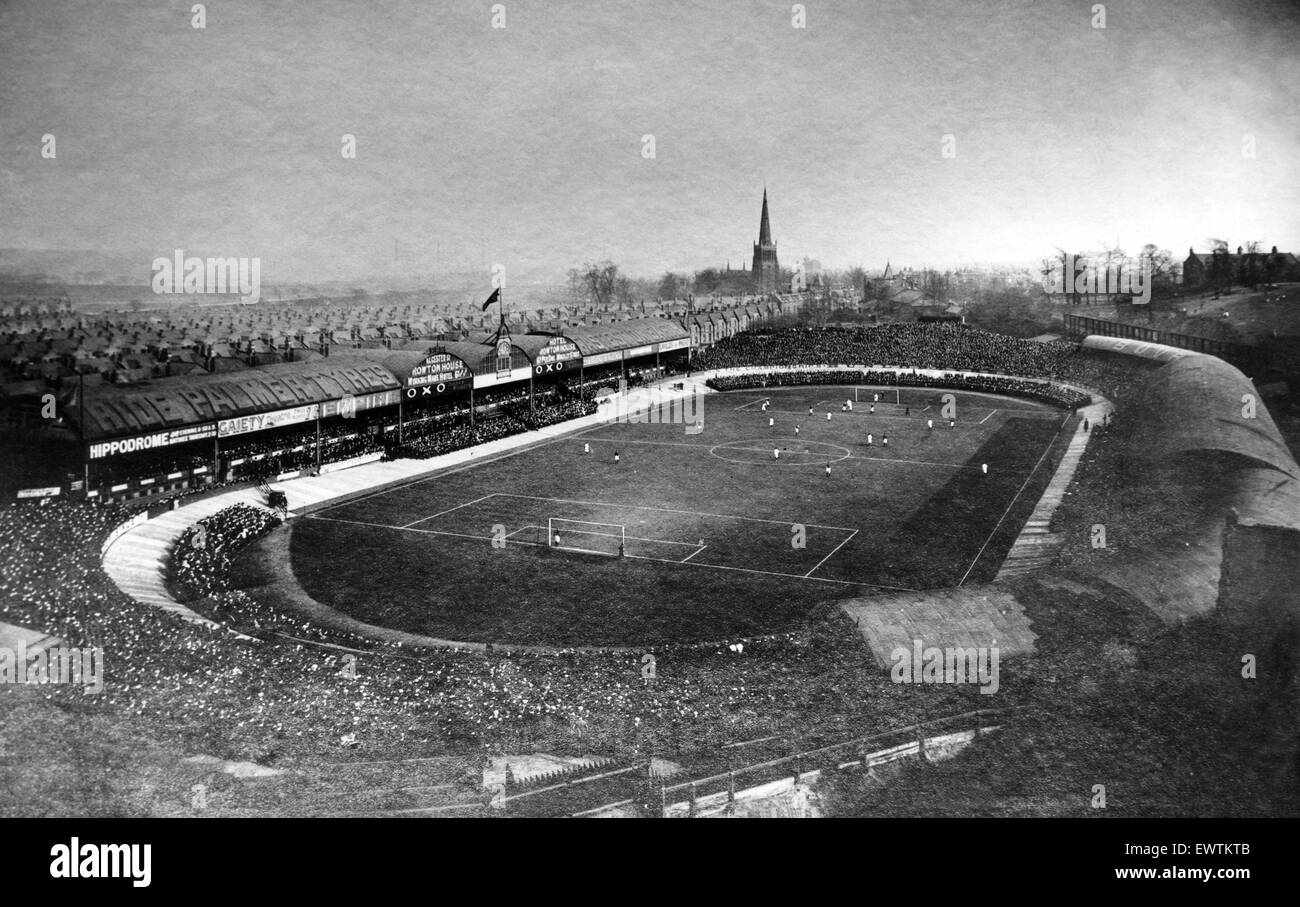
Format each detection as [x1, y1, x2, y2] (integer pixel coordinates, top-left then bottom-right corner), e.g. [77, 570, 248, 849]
[547, 517, 627, 557]
[855, 385, 901, 405]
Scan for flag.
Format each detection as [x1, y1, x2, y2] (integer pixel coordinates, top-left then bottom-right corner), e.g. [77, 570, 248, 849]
[481, 287, 501, 311]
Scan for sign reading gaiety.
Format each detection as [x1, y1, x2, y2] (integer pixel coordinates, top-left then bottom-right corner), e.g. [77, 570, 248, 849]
[218, 404, 319, 437]
[534, 337, 581, 373]
[89, 424, 217, 459]
[409, 352, 471, 388]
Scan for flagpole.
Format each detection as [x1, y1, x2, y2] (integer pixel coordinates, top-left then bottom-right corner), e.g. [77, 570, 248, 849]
[79, 370, 89, 495]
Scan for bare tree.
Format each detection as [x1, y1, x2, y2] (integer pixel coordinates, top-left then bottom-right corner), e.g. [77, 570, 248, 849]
[1207, 238, 1229, 296]
[579, 260, 622, 309]
[1041, 248, 1075, 305]
[565, 267, 586, 305]
[846, 265, 867, 296]
[657, 272, 682, 300]
[1139, 243, 1175, 297]
[1242, 240, 1263, 289]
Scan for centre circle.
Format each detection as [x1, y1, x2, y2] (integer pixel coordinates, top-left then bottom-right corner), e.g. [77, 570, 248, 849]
[708, 438, 852, 466]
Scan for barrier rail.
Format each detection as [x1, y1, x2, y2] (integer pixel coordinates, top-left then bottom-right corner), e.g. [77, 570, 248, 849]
[1065, 315, 1298, 377]
[660, 707, 1022, 807]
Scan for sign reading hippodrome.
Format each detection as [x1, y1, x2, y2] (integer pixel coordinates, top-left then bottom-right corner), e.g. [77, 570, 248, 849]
[89, 424, 217, 459]
[218, 404, 320, 437]
[409, 352, 471, 387]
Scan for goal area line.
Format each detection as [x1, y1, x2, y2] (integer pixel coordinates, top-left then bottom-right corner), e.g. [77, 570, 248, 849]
[515, 522, 706, 561]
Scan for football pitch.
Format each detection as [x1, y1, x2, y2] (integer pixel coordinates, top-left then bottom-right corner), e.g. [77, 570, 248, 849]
[285, 385, 1076, 646]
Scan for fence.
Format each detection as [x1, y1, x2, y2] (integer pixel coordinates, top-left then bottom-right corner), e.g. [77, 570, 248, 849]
[656, 706, 1021, 817]
[1064, 314, 1291, 378]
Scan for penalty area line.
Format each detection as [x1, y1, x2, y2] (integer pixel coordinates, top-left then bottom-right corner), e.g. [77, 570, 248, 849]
[804, 529, 859, 577]
[620, 549, 917, 591]
[400, 493, 497, 528]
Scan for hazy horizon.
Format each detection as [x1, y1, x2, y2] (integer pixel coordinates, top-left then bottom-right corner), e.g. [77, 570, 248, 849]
[2, 0, 1298, 284]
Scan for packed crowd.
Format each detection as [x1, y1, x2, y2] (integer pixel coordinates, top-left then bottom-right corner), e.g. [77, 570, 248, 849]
[706, 369, 1093, 409]
[557, 363, 684, 399]
[228, 433, 384, 482]
[694, 324, 1158, 402]
[0, 496, 955, 775]
[171, 504, 283, 600]
[389, 394, 596, 459]
[92, 446, 213, 487]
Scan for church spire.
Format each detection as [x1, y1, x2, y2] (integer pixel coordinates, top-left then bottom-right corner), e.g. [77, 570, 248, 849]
[758, 187, 773, 247]
[751, 186, 779, 292]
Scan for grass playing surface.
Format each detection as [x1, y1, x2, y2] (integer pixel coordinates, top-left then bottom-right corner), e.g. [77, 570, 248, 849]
[286, 385, 1074, 646]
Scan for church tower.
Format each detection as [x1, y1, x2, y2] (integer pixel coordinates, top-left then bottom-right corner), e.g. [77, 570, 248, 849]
[751, 188, 779, 292]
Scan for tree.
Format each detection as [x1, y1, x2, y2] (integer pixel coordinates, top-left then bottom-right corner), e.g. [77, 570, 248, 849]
[579, 261, 622, 309]
[614, 273, 634, 308]
[1264, 245, 1280, 288]
[1139, 244, 1175, 299]
[1041, 249, 1072, 304]
[1100, 243, 1127, 303]
[966, 284, 1046, 336]
[920, 269, 951, 305]
[846, 265, 868, 296]
[565, 267, 586, 305]
[657, 272, 682, 300]
[1243, 240, 1263, 290]
[1207, 238, 1229, 295]
[1071, 252, 1093, 305]
[692, 268, 722, 296]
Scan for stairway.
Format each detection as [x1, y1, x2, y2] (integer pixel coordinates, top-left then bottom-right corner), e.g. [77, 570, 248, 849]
[996, 520, 1065, 578]
[994, 395, 1111, 582]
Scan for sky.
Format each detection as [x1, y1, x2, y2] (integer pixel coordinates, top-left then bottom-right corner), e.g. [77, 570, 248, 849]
[1, 0, 1298, 283]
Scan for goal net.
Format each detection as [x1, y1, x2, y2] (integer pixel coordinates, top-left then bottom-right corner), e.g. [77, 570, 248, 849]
[547, 518, 626, 557]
